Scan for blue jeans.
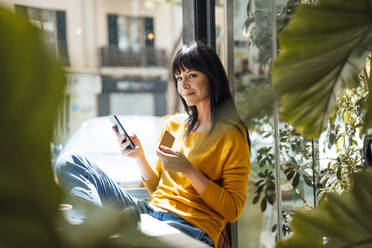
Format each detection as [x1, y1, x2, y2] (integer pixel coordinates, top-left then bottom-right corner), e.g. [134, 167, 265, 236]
[54, 151, 214, 247]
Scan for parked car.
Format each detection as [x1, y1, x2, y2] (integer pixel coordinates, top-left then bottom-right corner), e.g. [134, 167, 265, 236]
[57, 115, 165, 188]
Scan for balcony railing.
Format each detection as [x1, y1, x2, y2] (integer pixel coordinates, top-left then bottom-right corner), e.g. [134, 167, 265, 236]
[100, 46, 167, 67]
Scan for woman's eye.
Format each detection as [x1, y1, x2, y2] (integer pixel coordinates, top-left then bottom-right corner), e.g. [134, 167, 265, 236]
[176, 77, 182, 82]
[189, 74, 196, 78]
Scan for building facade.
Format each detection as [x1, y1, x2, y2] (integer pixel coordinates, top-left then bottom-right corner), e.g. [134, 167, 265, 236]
[1, 0, 184, 141]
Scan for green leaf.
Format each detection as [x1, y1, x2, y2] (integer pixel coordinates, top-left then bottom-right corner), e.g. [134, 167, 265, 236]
[244, 17, 255, 29]
[246, 0, 253, 18]
[272, 0, 372, 138]
[287, 170, 296, 181]
[257, 185, 264, 194]
[272, 224, 278, 233]
[289, 156, 297, 164]
[257, 154, 263, 162]
[293, 172, 300, 188]
[284, 167, 292, 174]
[257, 147, 266, 153]
[261, 197, 268, 212]
[329, 132, 336, 147]
[276, 168, 372, 248]
[236, 84, 274, 127]
[59, 197, 169, 248]
[290, 144, 298, 152]
[268, 158, 273, 166]
[303, 174, 314, 187]
[0, 7, 65, 247]
[267, 196, 275, 205]
[336, 167, 342, 180]
[263, 132, 272, 138]
[259, 160, 266, 168]
[267, 182, 275, 191]
[255, 179, 265, 187]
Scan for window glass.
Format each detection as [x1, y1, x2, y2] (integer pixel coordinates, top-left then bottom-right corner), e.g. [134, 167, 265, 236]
[222, 0, 319, 246]
[41, 10, 57, 55]
[228, 0, 276, 246]
[11, 0, 182, 189]
[129, 17, 141, 53]
[114, 15, 154, 53]
[214, 1, 224, 65]
[117, 16, 129, 51]
[17, 5, 69, 65]
[27, 7, 41, 28]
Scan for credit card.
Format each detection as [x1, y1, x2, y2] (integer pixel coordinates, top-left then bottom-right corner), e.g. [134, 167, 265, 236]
[159, 130, 175, 148]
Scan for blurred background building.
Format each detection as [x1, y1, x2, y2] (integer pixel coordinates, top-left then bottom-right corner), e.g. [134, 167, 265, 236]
[0, 0, 230, 143]
[2, 0, 183, 141]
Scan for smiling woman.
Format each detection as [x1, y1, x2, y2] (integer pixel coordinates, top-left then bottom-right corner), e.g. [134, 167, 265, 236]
[54, 41, 251, 248]
[172, 42, 248, 138]
[175, 69, 210, 109]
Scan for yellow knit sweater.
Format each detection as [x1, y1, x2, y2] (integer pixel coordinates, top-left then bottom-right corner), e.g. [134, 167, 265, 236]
[143, 114, 250, 247]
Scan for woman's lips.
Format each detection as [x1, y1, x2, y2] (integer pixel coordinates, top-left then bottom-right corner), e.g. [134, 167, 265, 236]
[184, 92, 195, 97]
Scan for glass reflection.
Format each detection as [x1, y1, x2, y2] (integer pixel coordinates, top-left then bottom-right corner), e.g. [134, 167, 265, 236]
[229, 0, 320, 246]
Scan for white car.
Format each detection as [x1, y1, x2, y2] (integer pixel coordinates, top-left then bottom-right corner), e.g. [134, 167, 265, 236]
[59, 115, 165, 188]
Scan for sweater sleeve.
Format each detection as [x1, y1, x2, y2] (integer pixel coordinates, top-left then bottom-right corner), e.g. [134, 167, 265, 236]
[143, 158, 162, 193]
[200, 133, 250, 222]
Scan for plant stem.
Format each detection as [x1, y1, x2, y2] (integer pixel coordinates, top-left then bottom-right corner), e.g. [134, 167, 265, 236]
[294, 188, 312, 208]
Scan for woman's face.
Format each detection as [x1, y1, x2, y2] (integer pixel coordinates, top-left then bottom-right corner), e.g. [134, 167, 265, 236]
[175, 68, 210, 107]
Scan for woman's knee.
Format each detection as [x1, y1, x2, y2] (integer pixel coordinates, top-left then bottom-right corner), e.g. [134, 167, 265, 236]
[54, 151, 89, 179]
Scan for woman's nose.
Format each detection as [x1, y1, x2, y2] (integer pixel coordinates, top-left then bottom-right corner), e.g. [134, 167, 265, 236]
[180, 79, 190, 89]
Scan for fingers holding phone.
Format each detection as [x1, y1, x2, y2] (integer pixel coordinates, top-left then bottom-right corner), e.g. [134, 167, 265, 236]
[120, 139, 137, 157]
[112, 125, 143, 158]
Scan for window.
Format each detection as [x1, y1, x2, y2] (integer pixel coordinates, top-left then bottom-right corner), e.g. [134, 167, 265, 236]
[15, 5, 69, 65]
[108, 14, 154, 52]
[102, 14, 162, 67]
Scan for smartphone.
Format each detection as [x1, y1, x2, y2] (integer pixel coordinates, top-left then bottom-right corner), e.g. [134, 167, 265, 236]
[109, 115, 135, 149]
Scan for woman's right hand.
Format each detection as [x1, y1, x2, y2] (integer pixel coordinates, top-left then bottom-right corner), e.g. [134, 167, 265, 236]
[112, 126, 144, 159]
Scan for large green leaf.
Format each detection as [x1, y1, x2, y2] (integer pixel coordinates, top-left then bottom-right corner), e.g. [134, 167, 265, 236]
[0, 6, 66, 247]
[276, 168, 372, 248]
[236, 84, 274, 127]
[272, 0, 372, 138]
[58, 197, 170, 248]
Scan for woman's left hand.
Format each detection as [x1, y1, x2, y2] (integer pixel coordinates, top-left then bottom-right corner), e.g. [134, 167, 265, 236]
[156, 146, 193, 173]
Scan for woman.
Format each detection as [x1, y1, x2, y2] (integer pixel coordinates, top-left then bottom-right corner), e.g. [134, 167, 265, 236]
[55, 41, 250, 247]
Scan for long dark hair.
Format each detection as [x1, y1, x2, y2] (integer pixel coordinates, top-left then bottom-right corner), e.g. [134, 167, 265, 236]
[171, 41, 250, 147]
